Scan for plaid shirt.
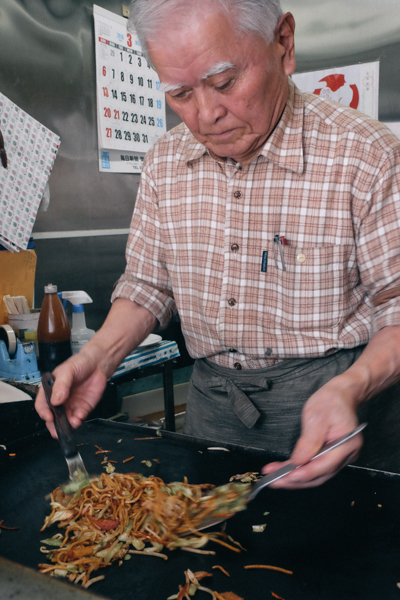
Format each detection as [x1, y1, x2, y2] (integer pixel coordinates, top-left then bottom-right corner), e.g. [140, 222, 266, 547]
[113, 79, 400, 370]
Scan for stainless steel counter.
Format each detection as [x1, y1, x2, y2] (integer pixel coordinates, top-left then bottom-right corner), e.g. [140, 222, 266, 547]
[0, 556, 108, 600]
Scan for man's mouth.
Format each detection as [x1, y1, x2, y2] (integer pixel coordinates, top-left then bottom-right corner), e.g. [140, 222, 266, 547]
[206, 129, 235, 140]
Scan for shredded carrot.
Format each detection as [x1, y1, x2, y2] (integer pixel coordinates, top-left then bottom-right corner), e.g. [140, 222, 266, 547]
[208, 538, 241, 553]
[177, 583, 189, 600]
[0, 520, 20, 530]
[94, 445, 111, 454]
[9, 453, 16, 457]
[227, 535, 247, 552]
[134, 437, 160, 440]
[107, 460, 118, 464]
[214, 594, 244, 600]
[212, 565, 230, 576]
[272, 593, 285, 599]
[244, 565, 293, 575]
[123, 456, 135, 463]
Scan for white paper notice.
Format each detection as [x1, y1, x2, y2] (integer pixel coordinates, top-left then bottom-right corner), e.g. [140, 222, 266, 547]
[292, 61, 379, 120]
[93, 5, 167, 173]
[0, 93, 60, 252]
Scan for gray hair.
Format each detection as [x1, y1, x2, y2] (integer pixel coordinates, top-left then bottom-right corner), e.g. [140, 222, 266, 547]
[128, 0, 283, 65]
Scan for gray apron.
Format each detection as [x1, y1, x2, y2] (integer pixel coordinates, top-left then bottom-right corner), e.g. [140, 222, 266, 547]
[184, 348, 400, 472]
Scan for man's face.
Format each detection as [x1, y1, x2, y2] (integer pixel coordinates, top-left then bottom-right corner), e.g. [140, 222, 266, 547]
[147, 8, 296, 163]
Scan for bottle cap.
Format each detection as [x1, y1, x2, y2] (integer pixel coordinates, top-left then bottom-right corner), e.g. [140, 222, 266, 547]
[44, 284, 57, 293]
[72, 304, 84, 313]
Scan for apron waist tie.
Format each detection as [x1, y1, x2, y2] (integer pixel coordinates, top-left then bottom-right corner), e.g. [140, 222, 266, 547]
[208, 376, 272, 429]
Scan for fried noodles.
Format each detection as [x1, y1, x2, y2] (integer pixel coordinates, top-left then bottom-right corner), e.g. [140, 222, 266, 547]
[39, 472, 250, 587]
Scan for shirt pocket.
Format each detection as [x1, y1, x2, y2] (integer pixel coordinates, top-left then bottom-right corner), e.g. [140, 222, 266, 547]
[267, 243, 358, 333]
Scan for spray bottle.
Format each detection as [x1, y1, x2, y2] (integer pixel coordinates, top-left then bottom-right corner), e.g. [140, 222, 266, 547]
[62, 291, 95, 355]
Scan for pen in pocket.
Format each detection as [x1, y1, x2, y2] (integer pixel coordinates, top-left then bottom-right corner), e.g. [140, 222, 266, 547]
[273, 234, 286, 270]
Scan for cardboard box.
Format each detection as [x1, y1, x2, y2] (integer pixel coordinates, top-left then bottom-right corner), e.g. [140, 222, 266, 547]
[0, 249, 37, 325]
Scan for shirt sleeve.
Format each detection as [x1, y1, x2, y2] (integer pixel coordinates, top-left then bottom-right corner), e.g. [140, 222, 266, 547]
[111, 153, 177, 328]
[357, 145, 400, 333]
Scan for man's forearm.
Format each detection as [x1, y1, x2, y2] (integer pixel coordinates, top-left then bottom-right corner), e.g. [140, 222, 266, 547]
[261, 326, 400, 489]
[81, 298, 158, 379]
[328, 325, 400, 406]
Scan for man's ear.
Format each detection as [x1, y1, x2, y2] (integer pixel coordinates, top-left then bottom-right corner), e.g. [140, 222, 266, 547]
[276, 12, 296, 76]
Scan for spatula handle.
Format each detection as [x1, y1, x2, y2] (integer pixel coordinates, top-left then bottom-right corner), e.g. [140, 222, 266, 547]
[41, 372, 77, 459]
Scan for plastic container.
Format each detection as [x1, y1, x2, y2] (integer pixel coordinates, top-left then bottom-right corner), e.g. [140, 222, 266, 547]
[37, 283, 72, 372]
[70, 304, 95, 354]
[8, 310, 40, 336]
[62, 291, 95, 355]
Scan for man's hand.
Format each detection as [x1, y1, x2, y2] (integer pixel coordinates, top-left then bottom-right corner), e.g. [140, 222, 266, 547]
[261, 379, 363, 488]
[262, 326, 400, 489]
[35, 299, 158, 438]
[35, 346, 108, 438]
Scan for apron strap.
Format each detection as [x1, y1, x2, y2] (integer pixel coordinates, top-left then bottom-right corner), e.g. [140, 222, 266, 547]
[208, 376, 272, 429]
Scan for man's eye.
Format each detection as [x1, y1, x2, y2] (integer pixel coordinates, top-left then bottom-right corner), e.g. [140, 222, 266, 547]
[170, 89, 189, 99]
[216, 79, 233, 90]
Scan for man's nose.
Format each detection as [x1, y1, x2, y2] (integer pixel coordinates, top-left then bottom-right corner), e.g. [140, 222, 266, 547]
[195, 89, 227, 125]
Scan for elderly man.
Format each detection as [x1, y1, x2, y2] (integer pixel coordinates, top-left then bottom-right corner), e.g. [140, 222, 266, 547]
[36, 0, 400, 488]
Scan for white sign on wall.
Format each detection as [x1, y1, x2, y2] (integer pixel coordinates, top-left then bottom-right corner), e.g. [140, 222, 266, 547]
[0, 93, 60, 251]
[292, 61, 379, 119]
[93, 5, 167, 173]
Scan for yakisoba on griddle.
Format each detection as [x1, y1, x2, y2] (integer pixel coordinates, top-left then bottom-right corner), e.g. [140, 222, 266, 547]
[39, 472, 249, 588]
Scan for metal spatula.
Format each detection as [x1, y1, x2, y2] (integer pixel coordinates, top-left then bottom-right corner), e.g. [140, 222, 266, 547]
[41, 372, 90, 493]
[198, 422, 367, 531]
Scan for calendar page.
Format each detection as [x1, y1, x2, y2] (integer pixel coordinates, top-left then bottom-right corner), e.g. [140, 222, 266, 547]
[93, 5, 167, 173]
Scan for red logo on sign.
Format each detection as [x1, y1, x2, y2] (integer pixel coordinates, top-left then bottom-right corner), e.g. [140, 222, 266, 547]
[313, 74, 359, 110]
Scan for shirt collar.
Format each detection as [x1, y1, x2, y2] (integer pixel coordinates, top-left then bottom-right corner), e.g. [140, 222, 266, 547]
[184, 137, 208, 165]
[259, 78, 304, 175]
[182, 78, 305, 174]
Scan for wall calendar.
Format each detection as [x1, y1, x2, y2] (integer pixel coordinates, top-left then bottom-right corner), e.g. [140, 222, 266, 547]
[93, 5, 167, 173]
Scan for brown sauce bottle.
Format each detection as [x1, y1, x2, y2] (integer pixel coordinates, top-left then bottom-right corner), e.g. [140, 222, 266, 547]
[37, 284, 72, 373]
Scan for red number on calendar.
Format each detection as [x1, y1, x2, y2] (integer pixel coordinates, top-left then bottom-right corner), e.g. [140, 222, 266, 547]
[106, 128, 112, 138]
[102, 66, 106, 76]
[104, 107, 111, 118]
[127, 33, 132, 47]
[102, 87, 109, 97]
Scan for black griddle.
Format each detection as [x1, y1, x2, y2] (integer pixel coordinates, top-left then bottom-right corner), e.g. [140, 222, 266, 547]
[1, 419, 400, 600]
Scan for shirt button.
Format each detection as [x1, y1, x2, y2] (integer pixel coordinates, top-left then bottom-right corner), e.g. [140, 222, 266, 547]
[234, 362, 242, 370]
[229, 348, 237, 353]
[297, 253, 306, 264]
[233, 190, 242, 199]
[228, 298, 236, 307]
[265, 348, 273, 356]
[231, 243, 239, 252]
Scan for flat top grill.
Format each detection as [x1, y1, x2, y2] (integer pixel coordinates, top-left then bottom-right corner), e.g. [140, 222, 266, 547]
[1, 419, 400, 600]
